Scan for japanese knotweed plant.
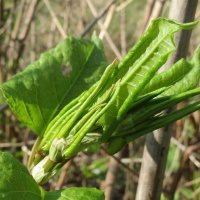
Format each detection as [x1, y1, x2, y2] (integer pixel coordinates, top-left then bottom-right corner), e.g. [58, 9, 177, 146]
[1, 18, 200, 199]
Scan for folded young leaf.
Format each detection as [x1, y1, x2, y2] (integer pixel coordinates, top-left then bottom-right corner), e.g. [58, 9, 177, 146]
[141, 59, 191, 94]
[142, 44, 200, 96]
[98, 18, 198, 142]
[124, 100, 200, 143]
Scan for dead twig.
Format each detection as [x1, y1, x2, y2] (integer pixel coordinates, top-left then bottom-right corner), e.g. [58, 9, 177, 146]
[43, 0, 67, 39]
[56, 160, 72, 189]
[145, 0, 166, 31]
[85, 0, 122, 59]
[99, 5, 115, 40]
[18, 0, 38, 41]
[5, 0, 38, 71]
[0, 140, 36, 148]
[171, 137, 200, 168]
[115, 0, 133, 12]
[102, 151, 123, 200]
[164, 143, 200, 199]
[101, 146, 137, 175]
[137, 0, 155, 39]
[120, 0, 126, 57]
[80, 0, 117, 37]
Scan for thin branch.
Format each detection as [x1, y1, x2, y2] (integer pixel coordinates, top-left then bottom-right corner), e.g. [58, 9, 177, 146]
[164, 118, 189, 179]
[43, 0, 67, 39]
[85, 0, 122, 59]
[99, 5, 115, 40]
[164, 142, 200, 199]
[102, 151, 123, 200]
[191, 187, 200, 199]
[30, 20, 36, 63]
[101, 146, 137, 175]
[145, 0, 166, 31]
[137, 0, 155, 38]
[171, 137, 200, 168]
[19, 0, 38, 41]
[120, 0, 126, 57]
[0, 140, 35, 148]
[11, 0, 26, 40]
[0, 103, 8, 112]
[80, 0, 117, 37]
[184, 177, 200, 187]
[115, 0, 133, 12]
[56, 160, 72, 189]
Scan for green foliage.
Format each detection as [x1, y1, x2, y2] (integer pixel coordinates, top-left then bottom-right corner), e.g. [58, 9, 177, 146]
[0, 152, 42, 200]
[43, 188, 104, 200]
[82, 158, 108, 180]
[0, 152, 105, 200]
[0, 37, 108, 135]
[142, 44, 200, 96]
[56, 187, 104, 200]
[1, 17, 200, 198]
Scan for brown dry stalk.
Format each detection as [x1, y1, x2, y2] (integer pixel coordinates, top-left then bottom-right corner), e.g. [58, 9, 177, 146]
[164, 143, 200, 199]
[99, 5, 115, 40]
[56, 160, 72, 190]
[145, 0, 166, 31]
[86, 0, 122, 59]
[137, 0, 155, 39]
[102, 151, 123, 200]
[43, 0, 67, 39]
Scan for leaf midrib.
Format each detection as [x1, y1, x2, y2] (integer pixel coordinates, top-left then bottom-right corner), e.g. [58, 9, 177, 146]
[46, 44, 96, 128]
[121, 26, 176, 85]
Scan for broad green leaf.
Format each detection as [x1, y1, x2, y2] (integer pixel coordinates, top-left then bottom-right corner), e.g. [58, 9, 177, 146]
[0, 152, 104, 200]
[58, 187, 104, 200]
[91, 32, 104, 51]
[43, 190, 63, 200]
[43, 187, 105, 200]
[0, 151, 43, 200]
[0, 37, 108, 135]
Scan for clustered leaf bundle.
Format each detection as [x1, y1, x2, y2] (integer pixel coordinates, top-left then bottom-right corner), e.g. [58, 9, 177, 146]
[1, 18, 200, 188]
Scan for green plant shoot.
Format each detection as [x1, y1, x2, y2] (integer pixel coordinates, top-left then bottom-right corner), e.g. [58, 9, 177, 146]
[1, 18, 200, 185]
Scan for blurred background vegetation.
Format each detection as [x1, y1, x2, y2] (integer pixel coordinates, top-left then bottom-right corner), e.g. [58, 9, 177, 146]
[1, 0, 200, 199]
